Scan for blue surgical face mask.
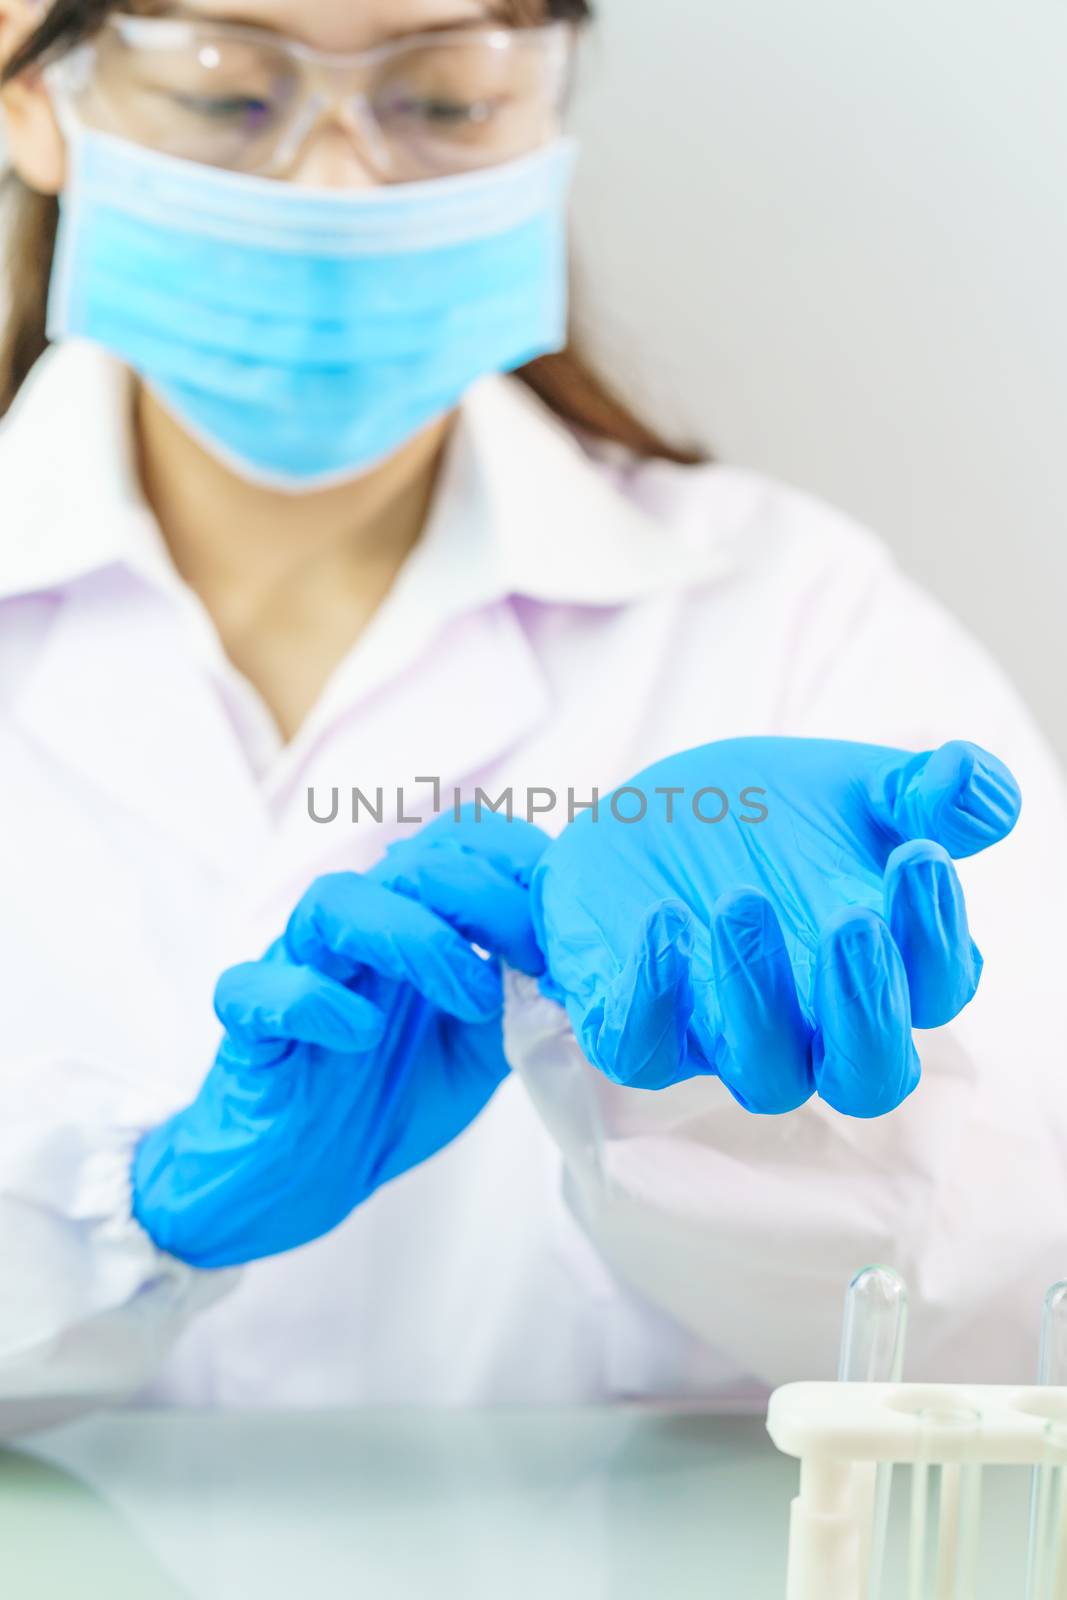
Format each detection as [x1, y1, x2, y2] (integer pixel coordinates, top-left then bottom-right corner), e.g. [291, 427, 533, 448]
[46, 125, 577, 491]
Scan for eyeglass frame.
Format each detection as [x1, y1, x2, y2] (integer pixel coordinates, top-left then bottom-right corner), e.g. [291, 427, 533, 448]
[45, 13, 581, 181]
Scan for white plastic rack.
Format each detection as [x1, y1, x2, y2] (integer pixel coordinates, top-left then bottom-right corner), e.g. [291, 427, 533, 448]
[768, 1378, 1067, 1599]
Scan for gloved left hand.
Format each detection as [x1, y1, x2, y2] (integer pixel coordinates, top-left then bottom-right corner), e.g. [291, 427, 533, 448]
[132, 813, 548, 1268]
[531, 737, 1021, 1117]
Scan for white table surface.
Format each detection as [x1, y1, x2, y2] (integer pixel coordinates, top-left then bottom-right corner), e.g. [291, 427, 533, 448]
[0, 1407, 1035, 1598]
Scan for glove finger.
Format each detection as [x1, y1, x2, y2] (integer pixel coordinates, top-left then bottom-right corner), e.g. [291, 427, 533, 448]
[285, 874, 501, 1022]
[413, 807, 551, 888]
[872, 741, 1022, 859]
[574, 900, 697, 1089]
[884, 839, 983, 1027]
[706, 888, 815, 1114]
[215, 960, 386, 1058]
[373, 841, 544, 977]
[812, 907, 921, 1118]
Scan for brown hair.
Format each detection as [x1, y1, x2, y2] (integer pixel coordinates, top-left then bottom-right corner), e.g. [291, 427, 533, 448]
[0, 0, 703, 463]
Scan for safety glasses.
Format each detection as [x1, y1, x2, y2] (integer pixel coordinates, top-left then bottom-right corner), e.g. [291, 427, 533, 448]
[47, 15, 577, 180]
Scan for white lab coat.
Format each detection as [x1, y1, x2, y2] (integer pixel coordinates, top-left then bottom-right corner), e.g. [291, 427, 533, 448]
[1, 338, 1065, 1426]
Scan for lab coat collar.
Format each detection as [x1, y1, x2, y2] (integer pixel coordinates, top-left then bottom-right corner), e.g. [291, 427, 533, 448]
[453, 371, 720, 607]
[0, 339, 177, 602]
[0, 338, 717, 611]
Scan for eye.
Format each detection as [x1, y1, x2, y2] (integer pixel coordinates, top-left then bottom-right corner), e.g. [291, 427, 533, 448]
[171, 91, 274, 126]
[395, 95, 497, 126]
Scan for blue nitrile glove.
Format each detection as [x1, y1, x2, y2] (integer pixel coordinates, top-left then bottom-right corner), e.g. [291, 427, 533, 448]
[132, 813, 549, 1268]
[531, 738, 1021, 1117]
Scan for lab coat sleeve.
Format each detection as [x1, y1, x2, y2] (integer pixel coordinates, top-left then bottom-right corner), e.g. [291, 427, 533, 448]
[0, 1051, 237, 1434]
[505, 532, 1067, 1399]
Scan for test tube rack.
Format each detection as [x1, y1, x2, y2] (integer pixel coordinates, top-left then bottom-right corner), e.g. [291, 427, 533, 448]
[767, 1380, 1067, 1599]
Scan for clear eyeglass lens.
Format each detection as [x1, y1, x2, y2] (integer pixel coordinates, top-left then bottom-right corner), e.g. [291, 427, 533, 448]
[80, 24, 299, 171]
[368, 36, 563, 177]
[64, 20, 571, 178]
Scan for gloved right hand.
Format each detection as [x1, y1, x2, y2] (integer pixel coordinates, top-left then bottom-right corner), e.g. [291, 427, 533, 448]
[131, 814, 547, 1269]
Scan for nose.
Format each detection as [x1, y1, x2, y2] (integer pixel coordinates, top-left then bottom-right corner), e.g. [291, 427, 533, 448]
[285, 101, 384, 189]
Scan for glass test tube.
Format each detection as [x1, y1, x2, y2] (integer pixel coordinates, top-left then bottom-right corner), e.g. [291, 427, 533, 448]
[908, 1406, 982, 1600]
[1026, 1286, 1067, 1600]
[1039, 1286, 1067, 1388]
[1028, 1422, 1067, 1600]
[839, 1266, 909, 1599]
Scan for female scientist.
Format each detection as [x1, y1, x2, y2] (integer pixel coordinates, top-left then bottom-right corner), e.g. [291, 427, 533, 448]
[0, 0, 1065, 1423]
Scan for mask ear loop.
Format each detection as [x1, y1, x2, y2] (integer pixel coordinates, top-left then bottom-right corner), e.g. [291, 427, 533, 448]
[41, 47, 92, 135]
[39, 66, 86, 346]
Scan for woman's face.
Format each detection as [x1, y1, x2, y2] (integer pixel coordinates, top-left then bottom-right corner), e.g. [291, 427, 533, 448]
[1, 0, 552, 192]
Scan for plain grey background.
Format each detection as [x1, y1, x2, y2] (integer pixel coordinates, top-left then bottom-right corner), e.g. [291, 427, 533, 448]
[2, 0, 1064, 757]
[567, 0, 1066, 759]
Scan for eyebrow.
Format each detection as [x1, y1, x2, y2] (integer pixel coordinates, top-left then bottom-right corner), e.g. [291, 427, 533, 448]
[146, 3, 508, 37]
